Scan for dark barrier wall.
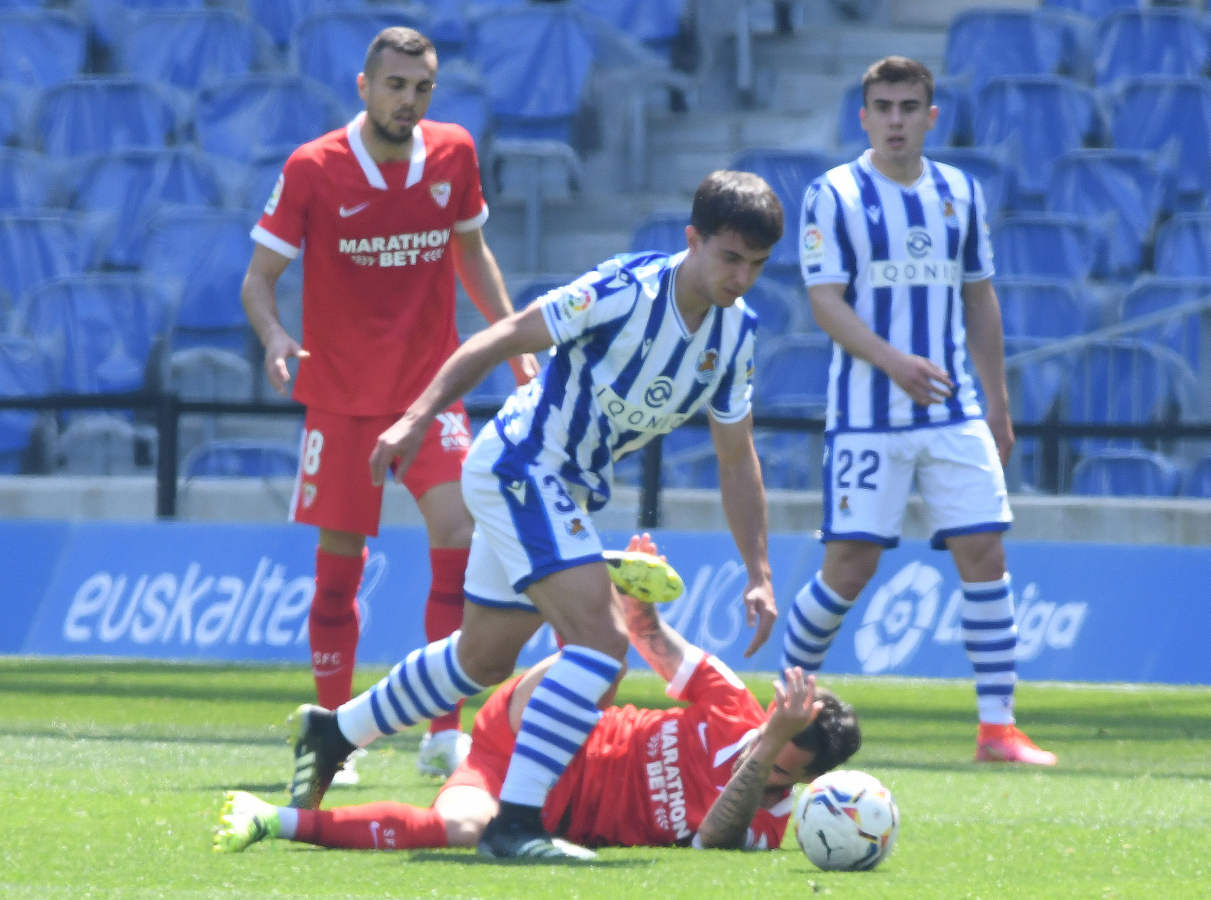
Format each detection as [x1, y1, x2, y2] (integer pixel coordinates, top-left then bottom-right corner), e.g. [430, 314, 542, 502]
[5, 521, 1208, 684]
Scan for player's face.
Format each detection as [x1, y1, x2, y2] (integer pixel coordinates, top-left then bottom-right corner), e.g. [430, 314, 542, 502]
[860, 80, 937, 166]
[766, 742, 817, 792]
[687, 227, 771, 308]
[358, 48, 437, 145]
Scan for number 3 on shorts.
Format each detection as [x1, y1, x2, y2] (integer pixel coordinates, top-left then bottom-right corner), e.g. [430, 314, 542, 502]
[303, 428, 324, 476]
[835, 447, 880, 490]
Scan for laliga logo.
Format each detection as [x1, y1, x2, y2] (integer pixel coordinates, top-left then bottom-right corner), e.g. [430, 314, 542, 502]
[854, 561, 941, 674]
[853, 562, 1089, 674]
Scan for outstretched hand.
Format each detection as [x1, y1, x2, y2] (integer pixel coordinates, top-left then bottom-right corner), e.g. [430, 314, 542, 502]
[766, 668, 819, 743]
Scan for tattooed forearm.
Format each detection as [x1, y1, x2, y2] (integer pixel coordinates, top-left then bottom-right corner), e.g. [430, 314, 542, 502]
[621, 598, 684, 681]
[697, 750, 774, 849]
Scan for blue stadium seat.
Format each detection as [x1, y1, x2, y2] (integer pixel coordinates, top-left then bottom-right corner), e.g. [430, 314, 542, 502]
[753, 334, 831, 416]
[246, 0, 367, 50]
[0, 82, 30, 146]
[86, 0, 206, 56]
[753, 429, 815, 491]
[991, 214, 1102, 281]
[629, 211, 688, 255]
[65, 148, 228, 269]
[1108, 77, 1211, 208]
[1004, 336, 1072, 489]
[33, 77, 182, 158]
[1093, 8, 1211, 90]
[658, 423, 716, 489]
[116, 9, 278, 94]
[730, 148, 841, 283]
[0, 148, 55, 211]
[1152, 214, 1211, 279]
[424, 59, 491, 148]
[464, 361, 519, 413]
[945, 7, 1088, 97]
[0, 334, 54, 473]
[1064, 338, 1197, 454]
[573, 0, 686, 59]
[995, 278, 1092, 340]
[0, 212, 98, 306]
[1117, 277, 1211, 372]
[467, 5, 595, 144]
[743, 278, 807, 336]
[510, 276, 569, 310]
[1046, 149, 1168, 280]
[15, 274, 174, 395]
[140, 209, 256, 354]
[925, 147, 1014, 220]
[972, 75, 1105, 207]
[53, 413, 146, 475]
[0, 9, 87, 91]
[1070, 448, 1181, 497]
[838, 79, 971, 151]
[239, 147, 293, 213]
[291, 6, 432, 115]
[1040, 0, 1135, 18]
[1182, 456, 1211, 498]
[193, 74, 347, 163]
[182, 438, 299, 479]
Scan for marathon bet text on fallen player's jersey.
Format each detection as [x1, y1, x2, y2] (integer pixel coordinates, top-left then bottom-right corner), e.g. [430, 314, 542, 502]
[494, 250, 757, 510]
[250, 113, 488, 417]
[799, 149, 995, 432]
[545, 647, 792, 849]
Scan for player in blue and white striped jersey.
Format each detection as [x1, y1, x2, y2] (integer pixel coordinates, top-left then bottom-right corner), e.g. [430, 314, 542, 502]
[281, 171, 786, 860]
[783, 57, 1057, 767]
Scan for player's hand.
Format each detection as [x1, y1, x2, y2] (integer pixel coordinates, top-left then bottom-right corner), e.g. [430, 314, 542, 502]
[368, 412, 426, 486]
[263, 332, 310, 396]
[509, 353, 540, 385]
[887, 352, 952, 407]
[742, 578, 777, 658]
[766, 668, 819, 743]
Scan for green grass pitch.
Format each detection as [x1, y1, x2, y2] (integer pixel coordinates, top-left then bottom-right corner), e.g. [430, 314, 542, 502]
[2, 658, 1208, 899]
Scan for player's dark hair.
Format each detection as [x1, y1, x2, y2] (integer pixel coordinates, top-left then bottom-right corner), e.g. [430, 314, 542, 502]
[690, 170, 783, 251]
[364, 27, 436, 77]
[861, 55, 934, 106]
[791, 687, 861, 777]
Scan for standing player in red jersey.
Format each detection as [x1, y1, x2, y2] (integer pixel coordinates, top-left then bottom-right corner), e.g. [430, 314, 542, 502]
[241, 26, 536, 782]
[214, 536, 862, 855]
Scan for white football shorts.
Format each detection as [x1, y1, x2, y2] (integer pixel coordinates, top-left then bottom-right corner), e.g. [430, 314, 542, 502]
[821, 419, 1012, 549]
[460, 425, 605, 610]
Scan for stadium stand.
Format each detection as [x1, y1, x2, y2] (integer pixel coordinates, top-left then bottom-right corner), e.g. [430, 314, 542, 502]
[1092, 8, 1211, 90]
[995, 277, 1094, 340]
[1045, 149, 1170, 281]
[944, 6, 1088, 96]
[32, 77, 182, 158]
[991, 213, 1103, 282]
[0, 335, 54, 473]
[53, 412, 150, 475]
[193, 73, 347, 162]
[0, 8, 88, 91]
[1152, 214, 1211, 280]
[15, 274, 174, 396]
[0, 212, 99, 304]
[0, 83, 30, 146]
[245, 0, 367, 51]
[0, 148, 55, 211]
[629, 211, 689, 255]
[115, 8, 278, 95]
[972, 74, 1105, 208]
[139, 209, 257, 355]
[65, 148, 228, 269]
[167, 345, 258, 461]
[753, 334, 831, 417]
[181, 437, 299, 479]
[1070, 448, 1182, 498]
[423, 59, 491, 148]
[743, 277, 805, 336]
[1183, 455, 1211, 498]
[1107, 77, 1211, 210]
[1116, 277, 1211, 374]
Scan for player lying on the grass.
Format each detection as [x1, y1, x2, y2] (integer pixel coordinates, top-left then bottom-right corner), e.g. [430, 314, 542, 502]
[214, 537, 861, 854]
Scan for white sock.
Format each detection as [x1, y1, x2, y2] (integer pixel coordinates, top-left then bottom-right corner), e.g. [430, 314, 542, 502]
[276, 806, 298, 840]
[782, 572, 854, 672]
[962, 575, 1017, 725]
[498, 645, 621, 808]
[338, 631, 484, 747]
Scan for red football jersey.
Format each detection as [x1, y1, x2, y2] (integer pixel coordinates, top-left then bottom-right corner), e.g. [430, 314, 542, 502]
[251, 114, 488, 416]
[545, 648, 793, 849]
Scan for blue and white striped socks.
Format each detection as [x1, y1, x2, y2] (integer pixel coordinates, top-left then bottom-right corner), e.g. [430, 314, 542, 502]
[336, 631, 484, 747]
[498, 644, 622, 809]
[961, 575, 1018, 725]
[782, 573, 855, 672]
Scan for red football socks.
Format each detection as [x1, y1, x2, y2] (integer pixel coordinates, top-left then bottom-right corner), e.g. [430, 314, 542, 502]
[293, 802, 448, 850]
[309, 546, 366, 710]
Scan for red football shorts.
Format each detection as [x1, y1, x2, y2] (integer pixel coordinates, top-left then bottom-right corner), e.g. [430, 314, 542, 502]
[438, 674, 521, 799]
[289, 403, 472, 536]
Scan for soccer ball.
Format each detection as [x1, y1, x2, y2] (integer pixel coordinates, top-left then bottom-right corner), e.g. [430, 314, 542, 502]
[794, 769, 899, 871]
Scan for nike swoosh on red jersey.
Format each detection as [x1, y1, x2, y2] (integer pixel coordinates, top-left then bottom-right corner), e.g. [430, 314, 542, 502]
[339, 202, 370, 218]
